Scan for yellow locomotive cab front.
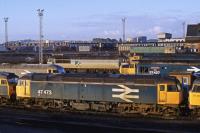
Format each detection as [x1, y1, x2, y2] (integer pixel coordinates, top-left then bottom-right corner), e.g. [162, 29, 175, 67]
[120, 63, 136, 75]
[189, 84, 200, 108]
[157, 83, 183, 105]
[16, 79, 31, 98]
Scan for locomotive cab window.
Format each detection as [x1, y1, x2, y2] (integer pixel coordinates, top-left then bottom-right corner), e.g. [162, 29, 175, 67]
[53, 70, 58, 73]
[0, 80, 7, 85]
[48, 70, 52, 73]
[122, 64, 129, 68]
[18, 80, 25, 86]
[183, 77, 189, 85]
[48, 69, 58, 73]
[130, 64, 135, 68]
[167, 85, 177, 92]
[160, 85, 165, 91]
[139, 66, 149, 74]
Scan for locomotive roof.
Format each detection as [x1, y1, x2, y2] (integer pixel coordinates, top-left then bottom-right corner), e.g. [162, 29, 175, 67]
[0, 63, 63, 70]
[0, 72, 18, 79]
[169, 71, 193, 75]
[138, 60, 200, 65]
[20, 73, 177, 84]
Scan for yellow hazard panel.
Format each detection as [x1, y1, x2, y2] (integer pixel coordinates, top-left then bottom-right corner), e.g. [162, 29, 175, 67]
[16, 80, 31, 98]
[129, 56, 141, 61]
[120, 67, 135, 75]
[189, 92, 200, 106]
[166, 92, 182, 105]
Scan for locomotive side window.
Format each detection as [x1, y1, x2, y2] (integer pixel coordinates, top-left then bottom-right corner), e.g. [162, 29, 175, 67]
[167, 85, 177, 92]
[48, 69, 58, 73]
[1, 80, 7, 85]
[160, 85, 165, 91]
[183, 77, 189, 85]
[53, 70, 58, 73]
[193, 85, 200, 92]
[130, 64, 135, 68]
[48, 70, 52, 73]
[139, 66, 149, 74]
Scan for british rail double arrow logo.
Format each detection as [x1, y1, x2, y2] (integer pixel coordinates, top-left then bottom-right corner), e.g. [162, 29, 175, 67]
[187, 66, 200, 72]
[112, 85, 139, 102]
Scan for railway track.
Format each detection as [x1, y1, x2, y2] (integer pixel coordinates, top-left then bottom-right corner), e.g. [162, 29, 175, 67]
[0, 106, 199, 133]
[0, 103, 196, 120]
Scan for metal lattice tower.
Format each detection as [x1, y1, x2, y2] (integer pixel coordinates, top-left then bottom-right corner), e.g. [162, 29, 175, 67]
[37, 9, 44, 64]
[4, 17, 8, 46]
[122, 18, 126, 43]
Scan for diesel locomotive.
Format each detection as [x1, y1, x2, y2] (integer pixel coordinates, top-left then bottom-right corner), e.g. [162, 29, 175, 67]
[1, 72, 200, 116]
[3, 72, 182, 115]
[0, 64, 65, 77]
[47, 55, 200, 77]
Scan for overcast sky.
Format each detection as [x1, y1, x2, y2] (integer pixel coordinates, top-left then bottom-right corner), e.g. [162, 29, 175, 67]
[0, 0, 200, 42]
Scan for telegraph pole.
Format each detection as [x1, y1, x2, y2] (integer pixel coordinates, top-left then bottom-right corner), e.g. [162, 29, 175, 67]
[122, 18, 126, 43]
[4, 17, 8, 46]
[37, 9, 44, 64]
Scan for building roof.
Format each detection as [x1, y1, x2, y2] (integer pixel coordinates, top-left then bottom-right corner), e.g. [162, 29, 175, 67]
[186, 24, 200, 36]
[186, 23, 200, 42]
[0, 72, 18, 79]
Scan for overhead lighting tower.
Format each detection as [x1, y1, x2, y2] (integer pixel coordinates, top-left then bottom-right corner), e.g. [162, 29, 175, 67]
[4, 17, 8, 46]
[122, 17, 126, 43]
[37, 9, 44, 64]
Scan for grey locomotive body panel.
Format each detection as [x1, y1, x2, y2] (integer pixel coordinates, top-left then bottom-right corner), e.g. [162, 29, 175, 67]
[30, 81, 157, 104]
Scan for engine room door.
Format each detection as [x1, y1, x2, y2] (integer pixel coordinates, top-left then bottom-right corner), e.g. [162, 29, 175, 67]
[158, 84, 167, 104]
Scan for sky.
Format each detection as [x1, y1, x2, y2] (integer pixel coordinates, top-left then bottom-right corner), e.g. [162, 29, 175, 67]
[0, 0, 200, 42]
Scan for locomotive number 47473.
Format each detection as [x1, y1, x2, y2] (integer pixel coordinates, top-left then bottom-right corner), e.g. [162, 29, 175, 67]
[37, 90, 52, 96]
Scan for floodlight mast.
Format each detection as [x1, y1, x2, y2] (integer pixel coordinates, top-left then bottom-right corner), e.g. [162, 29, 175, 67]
[37, 9, 44, 64]
[4, 17, 8, 46]
[122, 17, 126, 43]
